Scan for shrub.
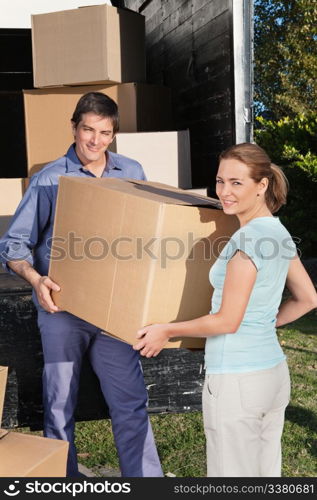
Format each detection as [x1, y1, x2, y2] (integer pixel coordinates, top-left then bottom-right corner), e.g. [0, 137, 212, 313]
[255, 113, 317, 258]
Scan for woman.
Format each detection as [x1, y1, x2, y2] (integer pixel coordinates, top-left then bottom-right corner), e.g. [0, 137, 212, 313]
[133, 142, 317, 477]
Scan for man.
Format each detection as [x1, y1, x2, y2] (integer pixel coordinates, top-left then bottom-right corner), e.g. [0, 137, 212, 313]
[0, 92, 163, 477]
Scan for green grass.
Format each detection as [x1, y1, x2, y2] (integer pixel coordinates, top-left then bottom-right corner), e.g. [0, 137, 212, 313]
[74, 311, 317, 477]
[16, 312, 317, 477]
[278, 311, 317, 477]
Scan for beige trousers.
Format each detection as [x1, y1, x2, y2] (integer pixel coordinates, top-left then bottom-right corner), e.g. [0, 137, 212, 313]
[202, 360, 290, 477]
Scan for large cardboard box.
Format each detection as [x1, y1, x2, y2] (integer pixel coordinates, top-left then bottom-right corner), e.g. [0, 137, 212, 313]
[32, 5, 146, 87]
[23, 83, 173, 176]
[49, 178, 239, 349]
[110, 130, 192, 188]
[0, 179, 27, 238]
[0, 366, 68, 477]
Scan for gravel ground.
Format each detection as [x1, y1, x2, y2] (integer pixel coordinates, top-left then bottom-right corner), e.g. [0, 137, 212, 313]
[78, 463, 121, 477]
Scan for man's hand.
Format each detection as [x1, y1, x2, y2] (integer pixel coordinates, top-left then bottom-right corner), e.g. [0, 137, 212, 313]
[8, 260, 61, 314]
[133, 324, 170, 357]
[34, 275, 61, 313]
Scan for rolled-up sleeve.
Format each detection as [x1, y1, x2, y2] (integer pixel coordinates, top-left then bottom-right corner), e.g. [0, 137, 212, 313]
[140, 163, 147, 181]
[0, 176, 51, 273]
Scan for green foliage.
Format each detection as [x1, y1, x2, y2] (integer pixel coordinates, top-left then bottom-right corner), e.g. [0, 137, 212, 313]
[255, 113, 317, 257]
[254, 0, 317, 119]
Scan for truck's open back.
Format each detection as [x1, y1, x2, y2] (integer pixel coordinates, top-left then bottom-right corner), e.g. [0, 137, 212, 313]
[118, 0, 253, 191]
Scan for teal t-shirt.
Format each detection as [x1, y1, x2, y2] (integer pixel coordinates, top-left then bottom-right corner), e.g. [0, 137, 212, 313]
[205, 217, 297, 374]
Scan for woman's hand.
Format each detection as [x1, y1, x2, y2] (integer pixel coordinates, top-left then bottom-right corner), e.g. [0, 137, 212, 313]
[133, 324, 171, 357]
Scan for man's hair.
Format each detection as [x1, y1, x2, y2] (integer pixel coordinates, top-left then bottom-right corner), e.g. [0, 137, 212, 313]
[71, 92, 119, 133]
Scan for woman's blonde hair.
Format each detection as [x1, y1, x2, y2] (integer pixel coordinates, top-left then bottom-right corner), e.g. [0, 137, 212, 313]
[219, 142, 288, 213]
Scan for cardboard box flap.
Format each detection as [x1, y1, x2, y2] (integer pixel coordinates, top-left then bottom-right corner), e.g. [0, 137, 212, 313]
[78, 4, 110, 9]
[128, 180, 221, 207]
[0, 366, 8, 425]
[78, 5, 142, 17]
[59, 177, 221, 208]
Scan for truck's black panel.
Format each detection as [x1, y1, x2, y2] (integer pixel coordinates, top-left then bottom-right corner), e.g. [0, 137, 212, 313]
[0, 29, 33, 90]
[121, 0, 235, 190]
[0, 91, 27, 178]
[0, 28, 33, 178]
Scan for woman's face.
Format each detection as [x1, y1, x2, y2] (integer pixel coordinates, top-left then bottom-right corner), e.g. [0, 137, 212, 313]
[216, 158, 267, 221]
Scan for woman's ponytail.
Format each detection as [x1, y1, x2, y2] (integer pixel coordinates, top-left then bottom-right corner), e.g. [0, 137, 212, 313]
[265, 163, 289, 213]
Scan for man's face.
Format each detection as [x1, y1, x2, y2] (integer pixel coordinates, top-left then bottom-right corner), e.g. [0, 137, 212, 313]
[72, 112, 115, 166]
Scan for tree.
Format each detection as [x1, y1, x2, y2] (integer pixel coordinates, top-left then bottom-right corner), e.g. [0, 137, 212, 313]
[254, 0, 317, 119]
[255, 113, 317, 258]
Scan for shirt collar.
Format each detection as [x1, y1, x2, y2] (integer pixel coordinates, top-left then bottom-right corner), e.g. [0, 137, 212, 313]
[65, 144, 122, 173]
[105, 150, 122, 172]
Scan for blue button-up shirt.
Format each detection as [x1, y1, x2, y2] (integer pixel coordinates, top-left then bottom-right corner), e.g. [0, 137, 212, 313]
[0, 144, 146, 308]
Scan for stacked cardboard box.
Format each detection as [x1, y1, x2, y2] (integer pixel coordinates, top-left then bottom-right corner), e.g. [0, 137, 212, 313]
[0, 366, 68, 476]
[109, 130, 192, 188]
[0, 179, 27, 238]
[25, 4, 183, 180]
[25, 3, 200, 191]
[31, 5, 146, 87]
[23, 83, 174, 176]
